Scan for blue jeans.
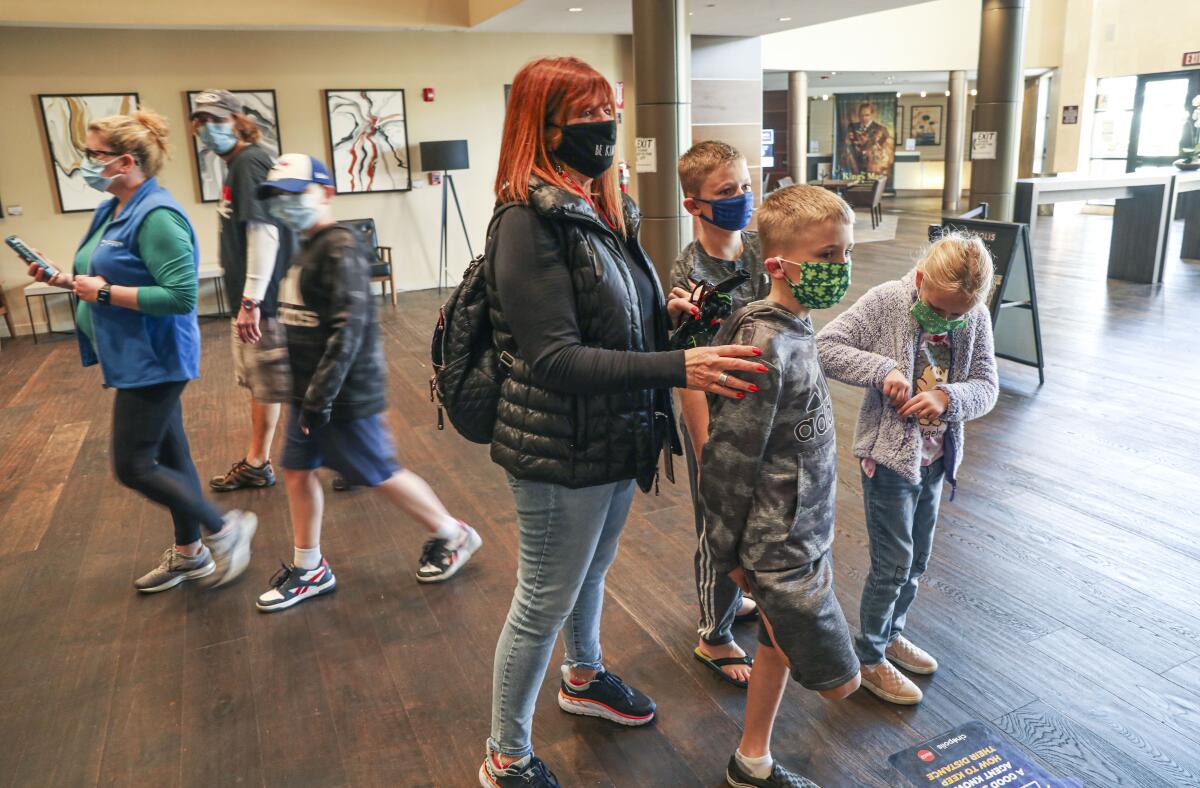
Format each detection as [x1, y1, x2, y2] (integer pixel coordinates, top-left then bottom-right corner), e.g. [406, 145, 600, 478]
[488, 474, 637, 758]
[856, 458, 945, 665]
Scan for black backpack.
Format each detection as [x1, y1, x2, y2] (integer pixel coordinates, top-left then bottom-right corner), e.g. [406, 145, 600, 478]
[429, 205, 516, 444]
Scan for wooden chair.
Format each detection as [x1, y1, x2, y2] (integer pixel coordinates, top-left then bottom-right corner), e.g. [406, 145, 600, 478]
[845, 176, 888, 229]
[342, 218, 395, 306]
[0, 282, 15, 351]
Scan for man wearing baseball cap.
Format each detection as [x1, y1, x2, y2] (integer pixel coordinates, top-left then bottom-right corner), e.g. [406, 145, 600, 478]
[191, 89, 297, 495]
[253, 154, 483, 611]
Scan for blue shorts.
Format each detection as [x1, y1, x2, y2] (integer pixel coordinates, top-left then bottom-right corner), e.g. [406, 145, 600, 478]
[281, 409, 400, 487]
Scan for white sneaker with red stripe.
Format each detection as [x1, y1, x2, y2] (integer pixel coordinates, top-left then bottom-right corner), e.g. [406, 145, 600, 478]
[256, 559, 337, 612]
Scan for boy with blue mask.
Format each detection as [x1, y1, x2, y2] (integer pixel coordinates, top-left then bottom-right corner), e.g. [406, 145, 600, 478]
[669, 141, 772, 688]
[254, 154, 483, 612]
[190, 89, 298, 496]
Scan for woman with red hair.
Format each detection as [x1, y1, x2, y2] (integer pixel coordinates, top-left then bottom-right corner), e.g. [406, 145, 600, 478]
[480, 57, 764, 787]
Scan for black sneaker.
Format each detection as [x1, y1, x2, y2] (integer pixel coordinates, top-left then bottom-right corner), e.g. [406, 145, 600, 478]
[557, 668, 655, 726]
[726, 755, 821, 788]
[210, 458, 276, 491]
[478, 753, 559, 788]
[256, 560, 337, 612]
[331, 475, 360, 492]
[415, 523, 483, 583]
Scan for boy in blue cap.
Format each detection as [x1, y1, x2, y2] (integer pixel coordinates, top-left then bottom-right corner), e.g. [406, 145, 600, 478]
[254, 154, 483, 611]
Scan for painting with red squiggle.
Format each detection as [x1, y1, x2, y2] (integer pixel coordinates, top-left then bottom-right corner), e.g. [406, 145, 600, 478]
[325, 89, 412, 194]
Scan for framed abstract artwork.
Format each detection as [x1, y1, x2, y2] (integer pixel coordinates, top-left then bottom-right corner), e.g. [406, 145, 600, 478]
[38, 93, 139, 213]
[324, 89, 412, 194]
[186, 89, 282, 203]
[911, 105, 943, 146]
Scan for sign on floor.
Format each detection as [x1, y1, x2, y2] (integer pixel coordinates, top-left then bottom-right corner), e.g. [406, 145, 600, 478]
[889, 721, 1081, 788]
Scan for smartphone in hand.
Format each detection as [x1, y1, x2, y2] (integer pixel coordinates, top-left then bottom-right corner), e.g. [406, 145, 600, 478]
[5, 235, 61, 278]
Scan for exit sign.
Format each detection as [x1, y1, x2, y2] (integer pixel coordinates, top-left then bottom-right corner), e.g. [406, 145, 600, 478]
[1185, 50, 1200, 66]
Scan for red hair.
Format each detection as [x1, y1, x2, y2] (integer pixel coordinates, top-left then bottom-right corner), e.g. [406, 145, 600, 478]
[495, 56, 625, 235]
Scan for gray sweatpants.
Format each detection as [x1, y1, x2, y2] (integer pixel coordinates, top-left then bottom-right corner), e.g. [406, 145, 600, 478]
[684, 422, 744, 646]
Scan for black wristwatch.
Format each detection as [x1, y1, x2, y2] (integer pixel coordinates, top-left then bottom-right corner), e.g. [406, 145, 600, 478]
[97, 284, 112, 305]
[241, 297, 259, 312]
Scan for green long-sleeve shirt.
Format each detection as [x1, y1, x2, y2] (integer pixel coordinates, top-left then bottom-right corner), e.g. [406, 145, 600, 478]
[74, 208, 197, 341]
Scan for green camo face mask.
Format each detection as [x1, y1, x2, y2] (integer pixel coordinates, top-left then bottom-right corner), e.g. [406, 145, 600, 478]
[911, 298, 968, 334]
[777, 259, 851, 310]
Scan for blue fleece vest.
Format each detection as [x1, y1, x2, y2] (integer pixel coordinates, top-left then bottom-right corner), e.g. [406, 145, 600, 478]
[75, 178, 201, 389]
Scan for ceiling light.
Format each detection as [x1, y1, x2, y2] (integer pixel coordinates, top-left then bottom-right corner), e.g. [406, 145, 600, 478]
[896, 91, 902, 97]
[568, 6, 582, 11]
[970, 88, 978, 96]
[779, 17, 792, 22]
[830, 71, 837, 75]
[821, 94, 829, 101]
[919, 90, 927, 98]
[945, 90, 951, 96]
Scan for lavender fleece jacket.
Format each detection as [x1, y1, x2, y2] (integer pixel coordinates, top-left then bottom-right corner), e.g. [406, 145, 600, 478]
[816, 269, 998, 489]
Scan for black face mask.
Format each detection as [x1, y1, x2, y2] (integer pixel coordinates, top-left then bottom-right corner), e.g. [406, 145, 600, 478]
[552, 120, 617, 179]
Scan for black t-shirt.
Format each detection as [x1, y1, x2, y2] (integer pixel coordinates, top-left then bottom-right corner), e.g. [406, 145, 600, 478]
[218, 144, 295, 316]
[621, 237, 658, 350]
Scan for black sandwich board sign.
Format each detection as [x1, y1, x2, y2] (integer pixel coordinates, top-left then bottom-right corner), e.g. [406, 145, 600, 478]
[928, 217, 1045, 384]
[889, 721, 1082, 788]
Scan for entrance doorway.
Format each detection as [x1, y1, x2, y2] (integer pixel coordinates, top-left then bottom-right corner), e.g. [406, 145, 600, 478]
[1127, 70, 1200, 171]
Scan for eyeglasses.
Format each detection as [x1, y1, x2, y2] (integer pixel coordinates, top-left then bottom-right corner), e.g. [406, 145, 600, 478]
[84, 148, 124, 164]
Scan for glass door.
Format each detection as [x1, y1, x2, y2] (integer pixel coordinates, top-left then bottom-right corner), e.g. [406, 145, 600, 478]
[1089, 75, 1136, 177]
[1127, 70, 1200, 172]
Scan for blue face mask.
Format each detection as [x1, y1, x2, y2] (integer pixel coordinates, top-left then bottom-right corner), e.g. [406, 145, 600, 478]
[695, 190, 754, 232]
[80, 159, 115, 192]
[267, 192, 321, 231]
[198, 121, 237, 154]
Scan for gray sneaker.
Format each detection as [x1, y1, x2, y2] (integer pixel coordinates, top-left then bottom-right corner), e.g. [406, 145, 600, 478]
[134, 546, 215, 593]
[203, 510, 258, 588]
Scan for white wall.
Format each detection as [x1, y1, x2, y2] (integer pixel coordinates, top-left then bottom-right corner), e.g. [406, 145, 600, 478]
[0, 26, 634, 335]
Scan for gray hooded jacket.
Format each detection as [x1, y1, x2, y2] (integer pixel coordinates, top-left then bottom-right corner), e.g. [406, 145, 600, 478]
[816, 269, 998, 491]
[699, 301, 837, 576]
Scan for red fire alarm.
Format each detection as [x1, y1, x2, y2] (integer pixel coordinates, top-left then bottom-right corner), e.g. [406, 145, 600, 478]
[423, 87, 435, 102]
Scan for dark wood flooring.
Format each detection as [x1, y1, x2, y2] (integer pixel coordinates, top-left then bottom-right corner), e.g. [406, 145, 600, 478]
[1, 198, 1197, 787]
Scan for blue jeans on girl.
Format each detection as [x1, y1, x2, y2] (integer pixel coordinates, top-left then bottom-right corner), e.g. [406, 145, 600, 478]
[488, 474, 636, 758]
[855, 458, 945, 665]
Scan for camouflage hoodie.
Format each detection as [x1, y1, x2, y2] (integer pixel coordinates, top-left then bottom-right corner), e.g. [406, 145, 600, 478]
[698, 300, 838, 575]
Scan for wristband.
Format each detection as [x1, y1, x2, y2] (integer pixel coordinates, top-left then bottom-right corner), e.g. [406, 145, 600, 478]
[241, 297, 259, 312]
[97, 284, 112, 305]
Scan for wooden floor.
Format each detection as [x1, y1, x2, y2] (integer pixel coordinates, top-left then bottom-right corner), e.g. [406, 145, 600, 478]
[1, 198, 1198, 788]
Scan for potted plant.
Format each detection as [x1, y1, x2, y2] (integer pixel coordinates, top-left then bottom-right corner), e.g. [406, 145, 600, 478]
[1174, 94, 1200, 172]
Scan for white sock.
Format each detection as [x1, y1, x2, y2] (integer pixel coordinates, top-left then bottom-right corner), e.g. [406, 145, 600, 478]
[735, 749, 774, 779]
[294, 546, 322, 570]
[434, 516, 463, 543]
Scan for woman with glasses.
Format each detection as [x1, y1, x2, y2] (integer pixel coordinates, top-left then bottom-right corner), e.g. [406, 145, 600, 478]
[16, 109, 258, 593]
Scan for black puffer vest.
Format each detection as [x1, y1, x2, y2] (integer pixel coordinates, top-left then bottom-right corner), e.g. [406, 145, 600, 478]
[485, 179, 679, 492]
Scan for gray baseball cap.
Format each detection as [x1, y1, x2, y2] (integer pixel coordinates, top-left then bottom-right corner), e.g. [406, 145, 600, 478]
[191, 89, 241, 119]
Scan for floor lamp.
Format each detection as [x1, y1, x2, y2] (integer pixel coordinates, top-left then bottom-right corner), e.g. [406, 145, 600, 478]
[419, 140, 474, 292]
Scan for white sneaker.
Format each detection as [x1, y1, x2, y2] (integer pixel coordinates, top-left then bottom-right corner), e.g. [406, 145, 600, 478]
[887, 636, 939, 675]
[203, 510, 258, 587]
[860, 660, 923, 705]
[415, 522, 482, 583]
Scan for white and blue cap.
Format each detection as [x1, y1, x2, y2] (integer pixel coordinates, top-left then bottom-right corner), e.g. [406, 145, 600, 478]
[257, 153, 334, 197]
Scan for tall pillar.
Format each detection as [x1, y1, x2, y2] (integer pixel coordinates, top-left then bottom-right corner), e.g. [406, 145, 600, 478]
[787, 71, 808, 184]
[969, 0, 1027, 220]
[633, 0, 691, 283]
[943, 70, 968, 213]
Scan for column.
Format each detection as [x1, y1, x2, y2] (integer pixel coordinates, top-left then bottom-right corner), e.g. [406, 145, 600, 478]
[969, 0, 1027, 220]
[943, 70, 968, 213]
[632, 0, 691, 283]
[788, 71, 808, 184]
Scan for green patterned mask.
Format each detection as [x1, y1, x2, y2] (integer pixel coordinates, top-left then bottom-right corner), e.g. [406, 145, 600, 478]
[911, 298, 968, 334]
[778, 259, 851, 310]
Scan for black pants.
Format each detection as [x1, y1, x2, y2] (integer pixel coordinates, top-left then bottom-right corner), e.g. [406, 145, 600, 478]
[111, 381, 224, 545]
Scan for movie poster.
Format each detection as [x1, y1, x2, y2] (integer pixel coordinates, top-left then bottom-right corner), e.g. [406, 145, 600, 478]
[835, 93, 897, 184]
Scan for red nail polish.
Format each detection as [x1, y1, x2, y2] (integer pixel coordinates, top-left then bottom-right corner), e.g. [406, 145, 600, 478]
[749, 385, 760, 392]
[752, 348, 763, 355]
[757, 365, 768, 372]
[737, 393, 745, 399]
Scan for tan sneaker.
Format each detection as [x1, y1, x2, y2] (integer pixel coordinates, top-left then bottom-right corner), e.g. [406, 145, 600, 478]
[886, 636, 939, 675]
[860, 660, 923, 705]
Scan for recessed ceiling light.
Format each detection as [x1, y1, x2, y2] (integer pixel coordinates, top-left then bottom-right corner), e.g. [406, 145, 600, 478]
[568, 6, 582, 11]
[945, 90, 951, 96]
[970, 88, 978, 96]
[919, 90, 927, 97]
[830, 71, 837, 76]
[779, 17, 792, 22]
[896, 91, 902, 97]
[821, 94, 829, 101]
